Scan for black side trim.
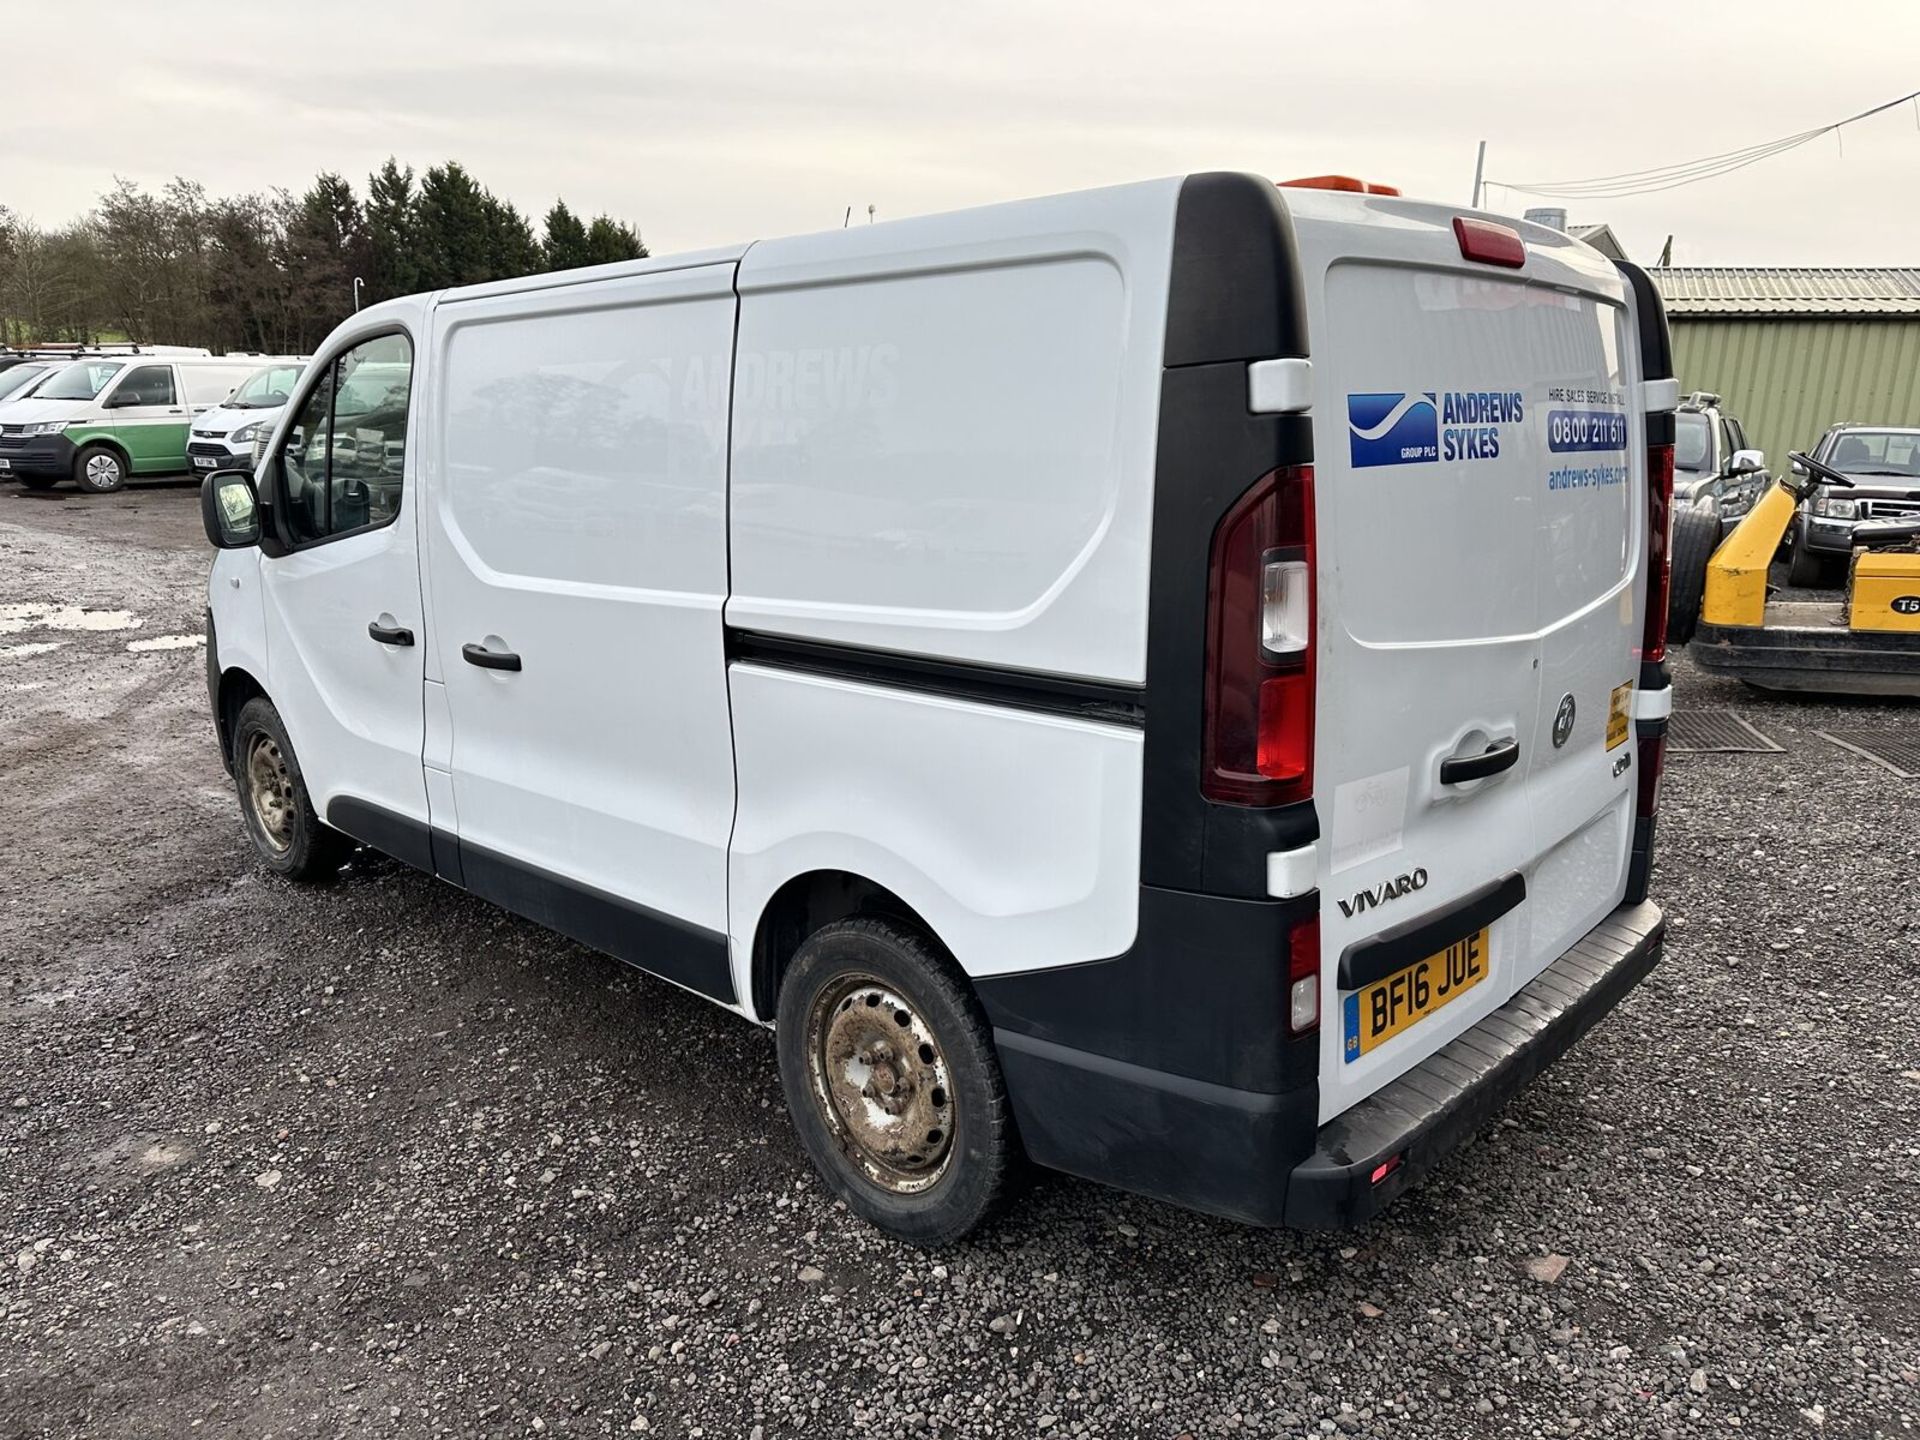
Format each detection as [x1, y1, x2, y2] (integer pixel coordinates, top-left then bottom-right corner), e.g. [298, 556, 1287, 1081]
[323, 799, 735, 1005]
[726, 630, 1144, 727]
[1163, 172, 1311, 368]
[975, 882, 1319, 1094]
[1289, 900, 1664, 1228]
[1614, 260, 1674, 384]
[429, 826, 465, 888]
[457, 838, 735, 1005]
[994, 1029, 1317, 1227]
[1141, 173, 1317, 896]
[1337, 872, 1527, 991]
[328, 795, 435, 874]
[1625, 815, 1657, 906]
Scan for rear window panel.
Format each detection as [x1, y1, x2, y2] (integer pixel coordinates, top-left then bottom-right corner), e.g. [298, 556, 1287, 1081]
[1319, 263, 1636, 645]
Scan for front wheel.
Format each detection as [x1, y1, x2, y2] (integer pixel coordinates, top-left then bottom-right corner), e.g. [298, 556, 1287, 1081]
[72, 444, 128, 494]
[1786, 543, 1839, 589]
[776, 918, 1017, 1246]
[230, 697, 351, 880]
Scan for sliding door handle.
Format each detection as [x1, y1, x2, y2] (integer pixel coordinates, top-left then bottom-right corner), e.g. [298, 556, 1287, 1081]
[1440, 738, 1519, 786]
[367, 620, 414, 646]
[462, 642, 521, 672]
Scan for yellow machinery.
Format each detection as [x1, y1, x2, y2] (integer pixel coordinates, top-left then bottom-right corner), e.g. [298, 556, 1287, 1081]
[1683, 450, 1920, 696]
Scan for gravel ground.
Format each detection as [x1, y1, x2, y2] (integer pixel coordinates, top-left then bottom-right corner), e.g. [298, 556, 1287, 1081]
[2, 481, 1917, 1439]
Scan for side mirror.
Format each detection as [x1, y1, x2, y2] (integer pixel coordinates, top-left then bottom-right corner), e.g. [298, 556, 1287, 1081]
[1729, 448, 1765, 476]
[201, 470, 261, 549]
[101, 392, 132, 409]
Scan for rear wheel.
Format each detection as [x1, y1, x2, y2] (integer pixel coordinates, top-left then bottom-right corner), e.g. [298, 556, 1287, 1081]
[72, 444, 128, 495]
[231, 697, 351, 880]
[1666, 505, 1720, 648]
[776, 917, 1017, 1246]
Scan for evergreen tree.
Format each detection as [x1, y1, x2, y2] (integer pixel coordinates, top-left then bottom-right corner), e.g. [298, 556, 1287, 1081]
[363, 158, 420, 303]
[583, 215, 646, 266]
[541, 200, 592, 271]
[480, 192, 541, 281]
[414, 161, 493, 289]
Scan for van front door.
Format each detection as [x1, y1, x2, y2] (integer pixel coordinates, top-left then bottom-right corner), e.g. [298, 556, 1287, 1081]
[257, 328, 429, 858]
[422, 265, 740, 1004]
[105, 363, 189, 473]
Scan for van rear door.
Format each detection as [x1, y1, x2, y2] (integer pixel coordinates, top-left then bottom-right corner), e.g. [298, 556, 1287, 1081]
[1283, 193, 1645, 1121]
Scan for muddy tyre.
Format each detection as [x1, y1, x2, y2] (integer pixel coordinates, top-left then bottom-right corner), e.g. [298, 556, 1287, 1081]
[230, 697, 351, 881]
[1666, 505, 1720, 648]
[73, 444, 128, 495]
[776, 917, 1017, 1247]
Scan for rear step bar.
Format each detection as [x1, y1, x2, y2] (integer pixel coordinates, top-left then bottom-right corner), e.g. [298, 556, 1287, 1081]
[1287, 900, 1665, 1228]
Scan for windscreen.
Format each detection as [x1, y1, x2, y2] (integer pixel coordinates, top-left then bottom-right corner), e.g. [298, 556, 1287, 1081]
[1675, 413, 1712, 473]
[230, 364, 305, 408]
[37, 360, 124, 401]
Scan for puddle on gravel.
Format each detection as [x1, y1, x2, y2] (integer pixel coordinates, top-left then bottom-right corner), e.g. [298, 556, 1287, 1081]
[127, 634, 205, 653]
[0, 602, 143, 634]
[0, 641, 64, 659]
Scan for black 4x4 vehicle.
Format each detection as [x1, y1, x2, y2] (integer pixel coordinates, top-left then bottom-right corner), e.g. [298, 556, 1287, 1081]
[1674, 392, 1768, 538]
[1784, 423, 1920, 587]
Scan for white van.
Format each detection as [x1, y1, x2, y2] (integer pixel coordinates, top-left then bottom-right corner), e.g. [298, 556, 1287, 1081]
[200, 173, 1678, 1244]
[0, 354, 298, 492]
[187, 359, 311, 473]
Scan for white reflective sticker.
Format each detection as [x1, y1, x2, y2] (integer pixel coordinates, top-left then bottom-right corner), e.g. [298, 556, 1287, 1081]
[1330, 766, 1410, 874]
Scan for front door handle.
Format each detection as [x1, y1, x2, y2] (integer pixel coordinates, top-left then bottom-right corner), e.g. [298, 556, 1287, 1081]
[462, 642, 522, 672]
[1440, 738, 1519, 786]
[367, 620, 414, 647]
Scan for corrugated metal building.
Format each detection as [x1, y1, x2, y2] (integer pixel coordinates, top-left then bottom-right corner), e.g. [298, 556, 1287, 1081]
[1648, 267, 1920, 468]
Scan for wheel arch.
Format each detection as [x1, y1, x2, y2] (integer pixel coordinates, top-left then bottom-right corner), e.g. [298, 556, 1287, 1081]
[214, 664, 269, 770]
[73, 434, 134, 476]
[749, 869, 949, 1023]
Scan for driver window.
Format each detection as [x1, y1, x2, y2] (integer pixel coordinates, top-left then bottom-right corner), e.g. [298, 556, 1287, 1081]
[276, 334, 413, 546]
[115, 365, 177, 408]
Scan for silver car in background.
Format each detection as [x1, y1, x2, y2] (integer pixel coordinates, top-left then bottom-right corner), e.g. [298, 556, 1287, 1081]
[1674, 392, 1768, 538]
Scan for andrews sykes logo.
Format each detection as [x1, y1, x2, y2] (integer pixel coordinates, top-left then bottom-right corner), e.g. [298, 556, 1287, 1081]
[1347, 392, 1438, 469]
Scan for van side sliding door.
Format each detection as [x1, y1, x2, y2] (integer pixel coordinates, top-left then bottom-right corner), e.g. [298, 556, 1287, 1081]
[422, 265, 741, 1006]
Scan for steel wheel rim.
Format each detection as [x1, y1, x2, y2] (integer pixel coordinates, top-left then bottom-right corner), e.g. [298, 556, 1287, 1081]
[86, 454, 119, 486]
[806, 974, 955, 1194]
[245, 735, 295, 853]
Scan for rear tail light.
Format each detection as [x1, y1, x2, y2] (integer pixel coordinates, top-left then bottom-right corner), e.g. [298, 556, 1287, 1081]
[1643, 441, 1676, 663]
[1453, 216, 1527, 269]
[1636, 733, 1666, 820]
[1288, 913, 1321, 1035]
[1202, 465, 1315, 806]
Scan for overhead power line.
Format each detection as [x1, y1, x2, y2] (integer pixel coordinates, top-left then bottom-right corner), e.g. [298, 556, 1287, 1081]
[1490, 86, 1920, 201]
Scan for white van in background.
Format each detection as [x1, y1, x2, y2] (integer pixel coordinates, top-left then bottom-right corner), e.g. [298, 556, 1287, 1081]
[200, 173, 1678, 1244]
[188, 359, 311, 473]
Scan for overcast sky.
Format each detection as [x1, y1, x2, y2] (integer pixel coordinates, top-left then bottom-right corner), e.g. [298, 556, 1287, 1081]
[8, 1, 1918, 268]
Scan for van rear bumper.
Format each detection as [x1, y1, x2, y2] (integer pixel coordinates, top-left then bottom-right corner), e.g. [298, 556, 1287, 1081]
[991, 898, 1663, 1228]
[1286, 899, 1663, 1227]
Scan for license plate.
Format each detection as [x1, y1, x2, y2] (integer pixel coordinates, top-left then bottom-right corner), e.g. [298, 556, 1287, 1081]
[0, 459, 10, 470]
[1342, 927, 1489, 1063]
[193, 456, 218, 468]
